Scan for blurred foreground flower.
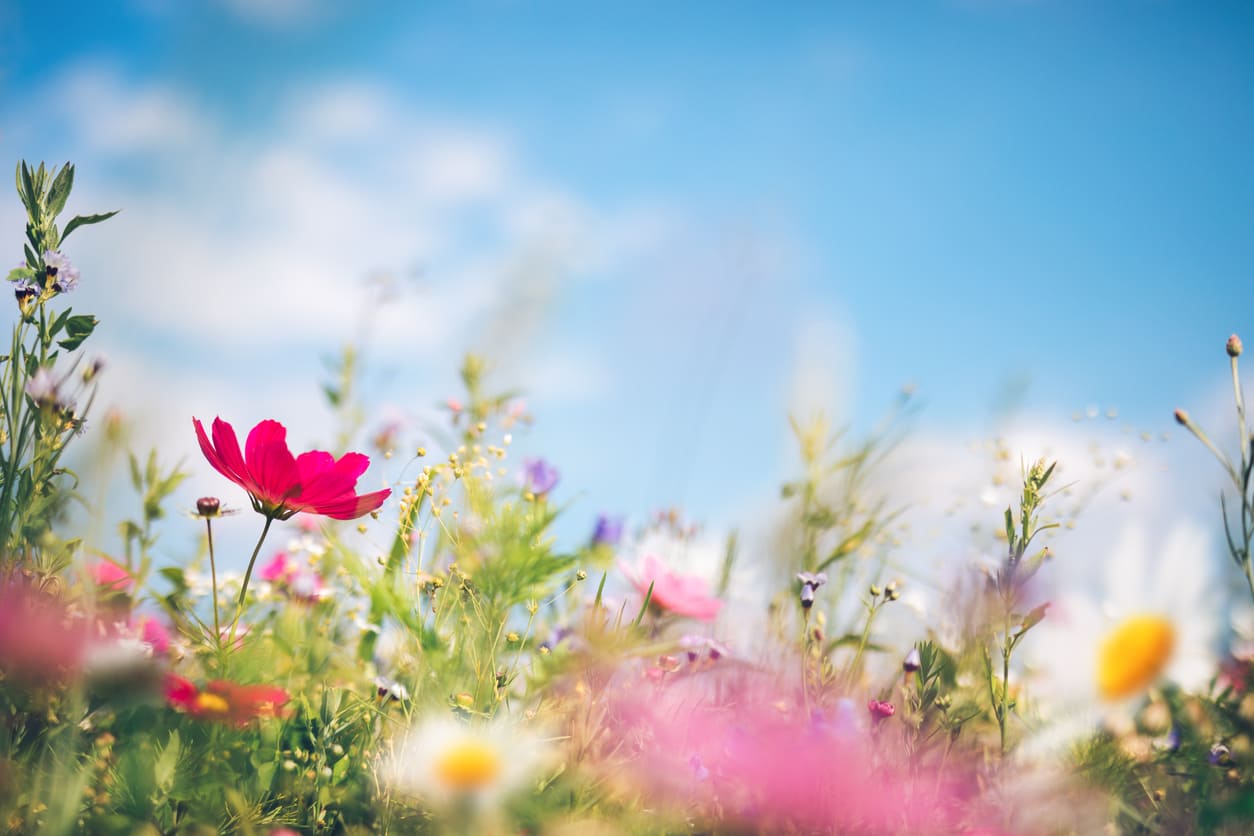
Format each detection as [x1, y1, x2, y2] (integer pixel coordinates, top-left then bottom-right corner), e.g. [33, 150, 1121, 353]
[165, 674, 289, 725]
[382, 716, 549, 808]
[620, 554, 722, 621]
[1026, 521, 1218, 752]
[0, 577, 88, 684]
[608, 675, 959, 831]
[193, 417, 390, 521]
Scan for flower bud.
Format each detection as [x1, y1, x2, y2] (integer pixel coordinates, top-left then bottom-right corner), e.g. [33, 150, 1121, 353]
[1228, 334, 1243, 358]
[867, 699, 895, 723]
[903, 647, 922, 673]
[1210, 742, 1232, 766]
[196, 497, 221, 517]
[1174, 408, 1190, 426]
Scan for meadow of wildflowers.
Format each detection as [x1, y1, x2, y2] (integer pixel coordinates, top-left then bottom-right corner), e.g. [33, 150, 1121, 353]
[1, 159, 1253, 836]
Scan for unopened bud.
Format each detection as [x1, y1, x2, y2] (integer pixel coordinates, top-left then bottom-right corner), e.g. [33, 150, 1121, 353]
[1174, 408, 1190, 426]
[196, 497, 221, 517]
[903, 647, 922, 673]
[867, 699, 895, 723]
[1228, 334, 1243, 358]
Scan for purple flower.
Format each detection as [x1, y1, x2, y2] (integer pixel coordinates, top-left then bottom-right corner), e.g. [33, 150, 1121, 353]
[523, 458, 560, 496]
[592, 514, 624, 547]
[795, 571, 828, 609]
[43, 251, 79, 294]
[24, 367, 62, 408]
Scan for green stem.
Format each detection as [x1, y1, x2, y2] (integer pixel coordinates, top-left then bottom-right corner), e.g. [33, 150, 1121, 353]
[227, 515, 274, 648]
[847, 601, 880, 689]
[206, 517, 221, 645]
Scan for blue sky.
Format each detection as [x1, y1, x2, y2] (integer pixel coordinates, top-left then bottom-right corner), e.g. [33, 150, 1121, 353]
[1, 0, 1252, 577]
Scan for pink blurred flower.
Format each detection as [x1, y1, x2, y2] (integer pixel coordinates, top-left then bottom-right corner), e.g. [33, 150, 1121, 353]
[90, 559, 133, 593]
[620, 555, 722, 621]
[0, 578, 88, 684]
[607, 674, 961, 831]
[258, 551, 325, 602]
[193, 417, 390, 521]
[132, 613, 171, 654]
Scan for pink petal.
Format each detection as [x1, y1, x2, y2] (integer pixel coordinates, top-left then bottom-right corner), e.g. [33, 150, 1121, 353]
[209, 418, 256, 494]
[295, 451, 369, 506]
[310, 487, 391, 520]
[244, 420, 299, 505]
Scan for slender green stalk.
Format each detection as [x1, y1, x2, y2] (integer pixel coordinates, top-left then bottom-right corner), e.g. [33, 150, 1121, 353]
[228, 515, 274, 647]
[205, 517, 221, 643]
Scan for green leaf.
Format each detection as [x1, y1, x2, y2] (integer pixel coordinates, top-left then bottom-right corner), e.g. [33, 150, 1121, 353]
[19, 162, 38, 221]
[331, 754, 350, 785]
[1004, 506, 1015, 549]
[154, 730, 180, 793]
[61, 210, 120, 242]
[632, 580, 655, 627]
[46, 163, 74, 219]
[128, 452, 143, 491]
[5, 266, 35, 284]
[57, 314, 96, 351]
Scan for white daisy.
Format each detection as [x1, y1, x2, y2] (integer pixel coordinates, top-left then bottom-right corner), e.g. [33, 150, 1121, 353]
[382, 716, 549, 808]
[1023, 519, 1219, 754]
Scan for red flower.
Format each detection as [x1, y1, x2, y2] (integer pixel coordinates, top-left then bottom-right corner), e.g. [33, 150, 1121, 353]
[165, 674, 289, 725]
[193, 417, 390, 520]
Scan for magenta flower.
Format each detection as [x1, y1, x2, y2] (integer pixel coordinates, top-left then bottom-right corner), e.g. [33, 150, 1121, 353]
[193, 417, 390, 521]
[620, 554, 722, 622]
[90, 559, 134, 593]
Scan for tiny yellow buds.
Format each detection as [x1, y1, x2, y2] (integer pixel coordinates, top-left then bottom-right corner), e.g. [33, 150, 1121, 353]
[506, 631, 520, 643]
[417, 447, 427, 457]
[575, 569, 588, 581]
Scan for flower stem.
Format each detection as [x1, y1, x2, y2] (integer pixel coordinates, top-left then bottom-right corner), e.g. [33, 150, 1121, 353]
[228, 515, 274, 648]
[205, 517, 221, 645]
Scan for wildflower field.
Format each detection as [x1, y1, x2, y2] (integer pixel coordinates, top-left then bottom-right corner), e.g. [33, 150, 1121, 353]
[0, 158, 1252, 835]
[4, 6, 1254, 834]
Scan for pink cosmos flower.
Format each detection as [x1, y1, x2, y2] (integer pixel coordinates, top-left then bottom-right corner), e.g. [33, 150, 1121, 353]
[193, 417, 390, 521]
[620, 554, 722, 621]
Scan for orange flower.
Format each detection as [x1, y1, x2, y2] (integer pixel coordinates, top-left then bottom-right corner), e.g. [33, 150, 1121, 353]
[166, 674, 289, 725]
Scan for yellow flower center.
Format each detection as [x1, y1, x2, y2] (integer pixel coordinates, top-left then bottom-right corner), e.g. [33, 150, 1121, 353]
[434, 738, 503, 792]
[194, 692, 232, 717]
[1097, 615, 1175, 700]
